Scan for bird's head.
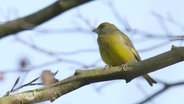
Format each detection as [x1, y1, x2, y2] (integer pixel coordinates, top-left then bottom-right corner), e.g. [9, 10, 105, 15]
[93, 22, 119, 35]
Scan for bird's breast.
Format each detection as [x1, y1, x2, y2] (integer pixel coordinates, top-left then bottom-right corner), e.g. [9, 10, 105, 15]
[97, 34, 136, 66]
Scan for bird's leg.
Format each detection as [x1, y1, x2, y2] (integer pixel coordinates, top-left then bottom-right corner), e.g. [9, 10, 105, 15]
[103, 65, 112, 70]
[121, 63, 128, 70]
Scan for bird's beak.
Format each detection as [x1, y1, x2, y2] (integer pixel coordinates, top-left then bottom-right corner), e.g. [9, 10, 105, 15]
[92, 28, 99, 33]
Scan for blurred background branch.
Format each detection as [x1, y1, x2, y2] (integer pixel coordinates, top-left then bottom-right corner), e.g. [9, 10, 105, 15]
[0, 0, 92, 38]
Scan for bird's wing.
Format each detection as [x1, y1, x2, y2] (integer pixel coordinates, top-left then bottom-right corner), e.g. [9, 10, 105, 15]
[121, 32, 141, 61]
[130, 48, 141, 61]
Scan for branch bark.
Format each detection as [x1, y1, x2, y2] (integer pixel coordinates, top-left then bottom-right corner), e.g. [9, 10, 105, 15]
[0, 46, 184, 104]
[0, 0, 92, 38]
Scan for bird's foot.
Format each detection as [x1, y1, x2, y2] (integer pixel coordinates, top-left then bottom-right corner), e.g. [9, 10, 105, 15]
[103, 65, 112, 70]
[121, 63, 128, 70]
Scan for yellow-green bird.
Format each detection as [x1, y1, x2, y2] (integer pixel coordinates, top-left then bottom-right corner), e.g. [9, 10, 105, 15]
[93, 22, 157, 86]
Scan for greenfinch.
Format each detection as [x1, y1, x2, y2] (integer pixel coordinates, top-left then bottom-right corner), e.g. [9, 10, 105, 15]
[93, 22, 156, 86]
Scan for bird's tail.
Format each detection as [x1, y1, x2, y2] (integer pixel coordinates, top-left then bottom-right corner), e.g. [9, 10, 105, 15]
[143, 74, 157, 86]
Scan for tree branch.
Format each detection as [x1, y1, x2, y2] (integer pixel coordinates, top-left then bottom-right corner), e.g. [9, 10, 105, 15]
[0, 0, 92, 38]
[0, 46, 184, 104]
[138, 81, 184, 104]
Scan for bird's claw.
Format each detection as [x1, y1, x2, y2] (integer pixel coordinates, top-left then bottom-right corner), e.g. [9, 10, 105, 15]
[121, 63, 128, 70]
[103, 65, 112, 70]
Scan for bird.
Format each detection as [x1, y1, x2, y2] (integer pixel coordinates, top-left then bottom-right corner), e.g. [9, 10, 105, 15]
[93, 22, 157, 86]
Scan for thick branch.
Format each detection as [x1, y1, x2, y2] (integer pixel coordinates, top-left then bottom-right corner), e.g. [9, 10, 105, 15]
[0, 46, 184, 104]
[0, 0, 92, 38]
